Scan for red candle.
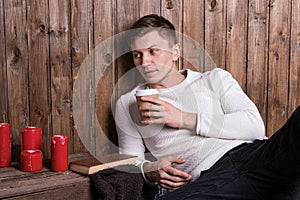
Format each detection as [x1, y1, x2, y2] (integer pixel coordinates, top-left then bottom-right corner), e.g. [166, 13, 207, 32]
[21, 126, 42, 151]
[51, 135, 68, 172]
[0, 123, 11, 167]
[20, 150, 43, 172]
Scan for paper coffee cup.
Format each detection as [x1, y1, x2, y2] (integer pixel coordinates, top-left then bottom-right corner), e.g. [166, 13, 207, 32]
[135, 89, 159, 97]
[135, 89, 159, 121]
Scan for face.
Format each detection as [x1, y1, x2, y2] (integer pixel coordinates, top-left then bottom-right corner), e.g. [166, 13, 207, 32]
[131, 31, 180, 86]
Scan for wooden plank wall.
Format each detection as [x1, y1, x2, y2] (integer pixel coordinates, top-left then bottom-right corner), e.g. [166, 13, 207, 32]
[0, 0, 299, 160]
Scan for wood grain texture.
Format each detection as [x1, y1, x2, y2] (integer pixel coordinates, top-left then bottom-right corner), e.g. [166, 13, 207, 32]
[114, 0, 139, 99]
[182, 0, 205, 72]
[267, 0, 291, 136]
[247, 0, 269, 126]
[27, 0, 51, 159]
[161, 0, 183, 33]
[71, 0, 90, 154]
[226, 0, 248, 91]
[162, 0, 183, 69]
[4, 0, 29, 160]
[0, 0, 8, 122]
[139, 0, 161, 16]
[289, 0, 300, 116]
[49, 0, 73, 151]
[139, 0, 161, 17]
[94, 0, 117, 155]
[204, 0, 227, 70]
[0, 1, 299, 158]
[115, 0, 139, 76]
[0, 160, 92, 199]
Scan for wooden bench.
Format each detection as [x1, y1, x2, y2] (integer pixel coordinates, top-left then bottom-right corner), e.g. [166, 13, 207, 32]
[0, 154, 93, 200]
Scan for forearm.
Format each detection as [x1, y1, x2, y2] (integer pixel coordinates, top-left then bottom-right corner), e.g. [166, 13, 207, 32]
[198, 109, 265, 140]
[181, 112, 197, 131]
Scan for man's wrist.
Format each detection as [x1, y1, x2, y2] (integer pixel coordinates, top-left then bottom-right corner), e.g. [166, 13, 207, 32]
[182, 112, 197, 131]
[141, 161, 158, 185]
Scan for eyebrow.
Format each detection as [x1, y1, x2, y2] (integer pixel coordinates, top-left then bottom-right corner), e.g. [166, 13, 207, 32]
[132, 45, 160, 52]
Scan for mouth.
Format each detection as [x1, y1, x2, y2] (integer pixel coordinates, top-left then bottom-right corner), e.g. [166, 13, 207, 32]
[143, 69, 157, 77]
[143, 69, 157, 76]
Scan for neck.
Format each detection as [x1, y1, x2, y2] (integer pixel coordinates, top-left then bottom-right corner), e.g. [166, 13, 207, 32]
[150, 68, 186, 89]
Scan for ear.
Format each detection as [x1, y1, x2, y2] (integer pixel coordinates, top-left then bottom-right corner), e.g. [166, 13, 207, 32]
[172, 43, 180, 61]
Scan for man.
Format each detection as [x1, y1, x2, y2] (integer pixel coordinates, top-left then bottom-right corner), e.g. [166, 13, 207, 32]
[115, 14, 300, 199]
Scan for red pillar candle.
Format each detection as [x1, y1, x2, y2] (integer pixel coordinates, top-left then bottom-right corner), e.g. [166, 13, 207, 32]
[0, 123, 11, 167]
[51, 135, 68, 172]
[20, 150, 43, 172]
[21, 126, 42, 151]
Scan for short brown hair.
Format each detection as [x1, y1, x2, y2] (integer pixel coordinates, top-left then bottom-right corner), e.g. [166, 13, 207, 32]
[128, 14, 178, 46]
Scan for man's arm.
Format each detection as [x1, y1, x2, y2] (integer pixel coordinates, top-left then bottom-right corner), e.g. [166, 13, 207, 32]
[140, 68, 265, 141]
[115, 96, 146, 160]
[139, 96, 197, 131]
[116, 94, 191, 189]
[196, 68, 265, 140]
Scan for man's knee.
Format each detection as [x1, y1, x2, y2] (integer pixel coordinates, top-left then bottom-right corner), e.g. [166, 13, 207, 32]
[291, 106, 300, 122]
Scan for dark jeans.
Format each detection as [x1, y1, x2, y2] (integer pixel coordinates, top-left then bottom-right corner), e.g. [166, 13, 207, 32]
[157, 106, 300, 200]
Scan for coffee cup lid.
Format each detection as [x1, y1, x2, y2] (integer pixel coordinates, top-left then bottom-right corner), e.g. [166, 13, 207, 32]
[135, 89, 159, 96]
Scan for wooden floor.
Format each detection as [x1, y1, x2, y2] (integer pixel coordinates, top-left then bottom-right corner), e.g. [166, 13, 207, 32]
[0, 154, 93, 200]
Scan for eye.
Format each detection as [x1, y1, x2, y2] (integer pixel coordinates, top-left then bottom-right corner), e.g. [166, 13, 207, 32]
[149, 48, 159, 55]
[132, 52, 141, 59]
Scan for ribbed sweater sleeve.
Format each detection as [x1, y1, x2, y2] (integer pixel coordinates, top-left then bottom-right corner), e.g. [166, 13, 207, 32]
[196, 68, 265, 140]
[115, 93, 147, 165]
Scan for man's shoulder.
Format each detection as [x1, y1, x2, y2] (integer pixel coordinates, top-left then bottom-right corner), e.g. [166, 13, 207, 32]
[205, 67, 229, 75]
[202, 68, 233, 81]
[185, 67, 231, 80]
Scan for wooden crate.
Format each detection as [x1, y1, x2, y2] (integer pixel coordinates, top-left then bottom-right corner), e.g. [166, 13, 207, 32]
[0, 154, 93, 200]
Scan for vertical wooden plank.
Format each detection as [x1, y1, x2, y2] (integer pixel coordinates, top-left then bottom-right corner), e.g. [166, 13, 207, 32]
[247, 0, 269, 127]
[94, 0, 117, 155]
[139, 0, 161, 16]
[0, 0, 8, 122]
[226, 0, 248, 91]
[161, 0, 183, 70]
[118, 0, 162, 94]
[182, 0, 205, 72]
[71, 0, 91, 153]
[267, 0, 291, 136]
[27, 0, 52, 159]
[4, 0, 29, 160]
[161, 0, 182, 33]
[289, 0, 300, 115]
[49, 0, 73, 152]
[114, 0, 160, 102]
[114, 0, 139, 99]
[204, 0, 227, 69]
[94, 0, 115, 47]
[115, 0, 139, 37]
[115, 0, 139, 77]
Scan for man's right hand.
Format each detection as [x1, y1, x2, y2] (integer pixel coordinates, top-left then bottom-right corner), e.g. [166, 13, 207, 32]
[143, 156, 192, 190]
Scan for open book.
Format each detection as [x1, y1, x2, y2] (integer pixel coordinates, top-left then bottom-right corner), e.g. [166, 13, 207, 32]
[69, 153, 137, 175]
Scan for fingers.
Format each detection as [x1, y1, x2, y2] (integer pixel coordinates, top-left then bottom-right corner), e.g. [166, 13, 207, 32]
[172, 157, 187, 164]
[160, 179, 188, 190]
[140, 96, 162, 105]
[144, 157, 193, 190]
[138, 100, 164, 124]
[165, 164, 191, 180]
[139, 103, 162, 114]
[158, 165, 192, 190]
[139, 97, 168, 118]
[157, 157, 192, 190]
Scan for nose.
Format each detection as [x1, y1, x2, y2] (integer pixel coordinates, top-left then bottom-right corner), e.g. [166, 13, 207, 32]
[141, 53, 151, 67]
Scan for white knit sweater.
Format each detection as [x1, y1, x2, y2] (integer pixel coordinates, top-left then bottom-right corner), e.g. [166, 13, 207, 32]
[115, 68, 265, 181]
